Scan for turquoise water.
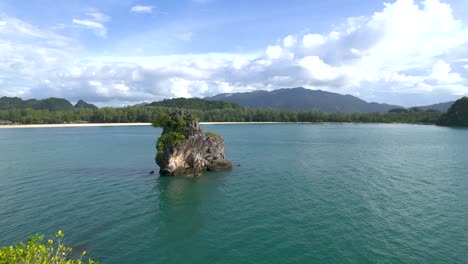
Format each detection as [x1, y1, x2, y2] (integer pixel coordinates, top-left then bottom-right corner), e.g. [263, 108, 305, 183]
[0, 124, 467, 263]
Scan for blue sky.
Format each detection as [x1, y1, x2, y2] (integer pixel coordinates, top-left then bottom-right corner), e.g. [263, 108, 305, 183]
[1, 0, 468, 106]
[1, 0, 389, 55]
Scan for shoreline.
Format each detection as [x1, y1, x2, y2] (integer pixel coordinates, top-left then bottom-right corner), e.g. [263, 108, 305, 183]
[0, 122, 432, 129]
[0, 122, 299, 129]
[0, 123, 151, 129]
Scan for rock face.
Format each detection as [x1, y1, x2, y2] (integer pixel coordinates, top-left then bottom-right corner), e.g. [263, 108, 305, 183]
[154, 110, 232, 176]
[204, 135, 233, 171]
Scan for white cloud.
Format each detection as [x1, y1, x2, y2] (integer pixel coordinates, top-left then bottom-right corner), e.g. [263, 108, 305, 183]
[72, 12, 109, 37]
[302, 34, 325, 48]
[130, 6, 154, 13]
[0, 14, 70, 42]
[1, 0, 468, 106]
[430, 60, 463, 84]
[87, 12, 110, 22]
[283, 35, 297, 48]
[299, 56, 340, 82]
[265, 45, 282, 59]
[72, 19, 106, 37]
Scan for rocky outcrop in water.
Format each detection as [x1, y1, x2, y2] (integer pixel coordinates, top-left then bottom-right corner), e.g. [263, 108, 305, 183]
[153, 110, 232, 176]
[204, 134, 233, 171]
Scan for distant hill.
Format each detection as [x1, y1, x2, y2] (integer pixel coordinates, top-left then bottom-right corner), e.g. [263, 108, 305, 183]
[206, 87, 401, 113]
[437, 97, 468, 126]
[0, 97, 75, 111]
[417, 101, 454, 112]
[0, 97, 97, 111]
[148, 98, 242, 110]
[75, 99, 98, 109]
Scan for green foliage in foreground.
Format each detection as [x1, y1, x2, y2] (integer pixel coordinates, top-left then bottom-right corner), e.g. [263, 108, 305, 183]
[0, 106, 443, 125]
[0, 230, 97, 264]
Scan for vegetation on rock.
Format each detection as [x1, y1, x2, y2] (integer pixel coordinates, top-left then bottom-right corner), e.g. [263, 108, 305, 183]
[152, 112, 191, 152]
[153, 111, 208, 175]
[205, 131, 221, 138]
[153, 110, 232, 175]
[0, 230, 97, 264]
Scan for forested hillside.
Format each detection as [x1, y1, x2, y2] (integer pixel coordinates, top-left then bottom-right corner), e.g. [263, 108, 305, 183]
[437, 97, 468, 127]
[0, 98, 442, 125]
[0, 97, 96, 111]
[206, 87, 402, 112]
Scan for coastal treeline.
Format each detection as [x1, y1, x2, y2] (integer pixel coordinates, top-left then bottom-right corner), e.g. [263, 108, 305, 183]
[0, 105, 442, 124]
[437, 97, 468, 126]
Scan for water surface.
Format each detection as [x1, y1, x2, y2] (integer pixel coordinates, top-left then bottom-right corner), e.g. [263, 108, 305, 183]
[0, 124, 467, 263]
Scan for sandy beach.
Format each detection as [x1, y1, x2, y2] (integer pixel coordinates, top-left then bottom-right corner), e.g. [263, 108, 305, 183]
[0, 122, 306, 129]
[0, 122, 422, 129]
[0, 123, 152, 129]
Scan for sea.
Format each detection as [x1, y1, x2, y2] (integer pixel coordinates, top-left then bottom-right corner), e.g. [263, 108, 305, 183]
[0, 124, 467, 263]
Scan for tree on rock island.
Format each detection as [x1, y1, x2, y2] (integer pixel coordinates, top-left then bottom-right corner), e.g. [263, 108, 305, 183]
[152, 110, 232, 176]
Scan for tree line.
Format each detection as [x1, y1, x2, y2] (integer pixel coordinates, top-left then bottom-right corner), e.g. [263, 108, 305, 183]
[0, 105, 443, 125]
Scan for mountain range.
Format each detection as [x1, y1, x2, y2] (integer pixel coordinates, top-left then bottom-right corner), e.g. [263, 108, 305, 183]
[416, 101, 454, 112]
[0, 88, 454, 113]
[206, 87, 453, 113]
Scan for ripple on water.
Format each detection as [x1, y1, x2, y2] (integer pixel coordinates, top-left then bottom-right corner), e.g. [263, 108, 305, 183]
[0, 124, 467, 263]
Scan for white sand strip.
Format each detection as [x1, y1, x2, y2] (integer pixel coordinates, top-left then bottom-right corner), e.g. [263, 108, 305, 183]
[0, 122, 315, 129]
[0, 123, 152, 129]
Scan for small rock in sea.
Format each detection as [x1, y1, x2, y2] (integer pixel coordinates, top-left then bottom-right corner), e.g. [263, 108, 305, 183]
[149, 170, 155, 175]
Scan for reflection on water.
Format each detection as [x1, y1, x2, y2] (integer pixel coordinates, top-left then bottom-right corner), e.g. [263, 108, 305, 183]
[156, 173, 226, 241]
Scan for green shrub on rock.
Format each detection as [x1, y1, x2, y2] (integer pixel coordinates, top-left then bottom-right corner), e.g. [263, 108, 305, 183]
[205, 131, 220, 138]
[153, 112, 192, 152]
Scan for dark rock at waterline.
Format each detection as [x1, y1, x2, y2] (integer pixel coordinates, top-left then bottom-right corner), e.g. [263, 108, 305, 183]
[207, 160, 233, 171]
[154, 110, 232, 176]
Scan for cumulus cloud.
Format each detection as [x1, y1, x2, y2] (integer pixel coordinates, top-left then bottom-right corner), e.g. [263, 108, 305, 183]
[72, 12, 110, 37]
[1, 0, 468, 106]
[130, 5, 154, 13]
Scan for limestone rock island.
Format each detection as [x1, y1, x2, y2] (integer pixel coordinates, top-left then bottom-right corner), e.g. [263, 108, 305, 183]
[153, 110, 232, 176]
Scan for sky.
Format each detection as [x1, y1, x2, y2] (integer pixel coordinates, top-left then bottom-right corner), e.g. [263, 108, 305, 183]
[1, 0, 468, 107]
